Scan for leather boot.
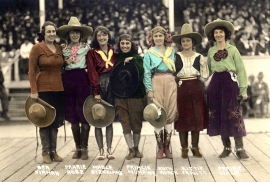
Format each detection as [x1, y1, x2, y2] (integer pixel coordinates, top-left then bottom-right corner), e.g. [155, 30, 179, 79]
[133, 134, 143, 158]
[154, 130, 164, 159]
[234, 137, 249, 159]
[40, 128, 51, 163]
[126, 148, 135, 160]
[219, 137, 232, 158]
[71, 124, 81, 159]
[81, 124, 90, 160]
[191, 131, 202, 158]
[179, 132, 188, 159]
[164, 129, 173, 159]
[51, 128, 63, 162]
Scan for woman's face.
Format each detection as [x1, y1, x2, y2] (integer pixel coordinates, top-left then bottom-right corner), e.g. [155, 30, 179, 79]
[120, 39, 132, 53]
[97, 31, 109, 46]
[181, 37, 193, 50]
[153, 32, 165, 46]
[214, 29, 226, 42]
[69, 30, 81, 43]
[44, 25, 56, 43]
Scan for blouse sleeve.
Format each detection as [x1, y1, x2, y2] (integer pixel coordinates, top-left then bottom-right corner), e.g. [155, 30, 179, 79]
[206, 51, 212, 76]
[143, 52, 153, 92]
[86, 50, 100, 95]
[199, 55, 209, 82]
[233, 47, 248, 95]
[28, 45, 39, 94]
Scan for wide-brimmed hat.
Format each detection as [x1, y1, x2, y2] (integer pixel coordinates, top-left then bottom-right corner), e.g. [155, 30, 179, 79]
[204, 18, 235, 37]
[110, 62, 139, 98]
[57, 16, 93, 40]
[25, 97, 56, 127]
[143, 98, 167, 128]
[83, 95, 115, 128]
[172, 23, 202, 46]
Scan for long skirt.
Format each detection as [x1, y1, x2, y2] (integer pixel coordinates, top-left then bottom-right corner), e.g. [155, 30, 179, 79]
[152, 73, 177, 124]
[174, 79, 208, 132]
[62, 69, 90, 124]
[207, 72, 246, 137]
[38, 91, 65, 128]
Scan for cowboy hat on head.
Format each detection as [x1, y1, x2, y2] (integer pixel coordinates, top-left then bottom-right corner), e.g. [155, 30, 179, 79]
[57, 16, 93, 40]
[172, 23, 202, 46]
[25, 97, 56, 127]
[143, 98, 167, 128]
[83, 95, 115, 128]
[110, 62, 139, 98]
[204, 18, 235, 38]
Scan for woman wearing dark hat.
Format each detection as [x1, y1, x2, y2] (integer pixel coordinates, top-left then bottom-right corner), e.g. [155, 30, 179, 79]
[58, 16, 93, 160]
[143, 26, 177, 159]
[204, 19, 249, 159]
[28, 21, 65, 164]
[172, 23, 209, 159]
[86, 26, 117, 160]
[111, 34, 146, 160]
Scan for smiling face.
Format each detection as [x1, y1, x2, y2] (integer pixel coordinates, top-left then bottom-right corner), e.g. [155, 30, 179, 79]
[44, 25, 56, 43]
[120, 39, 132, 53]
[181, 37, 193, 50]
[68, 30, 81, 43]
[97, 31, 109, 46]
[214, 29, 226, 42]
[153, 32, 165, 46]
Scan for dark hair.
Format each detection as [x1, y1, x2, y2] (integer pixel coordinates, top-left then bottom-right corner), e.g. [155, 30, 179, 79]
[116, 34, 138, 54]
[90, 26, 112, 47]
[37, 21, 57, 43]
[66, 29, 83, 44]
[208, 26, 232, 42]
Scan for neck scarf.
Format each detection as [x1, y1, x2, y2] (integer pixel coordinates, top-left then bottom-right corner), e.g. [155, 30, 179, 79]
[148, 47, 176, 72]
[95, 49, 114, 68]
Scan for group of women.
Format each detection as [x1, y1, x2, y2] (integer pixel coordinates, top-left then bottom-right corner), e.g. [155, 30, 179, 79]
[28, 16, 249, 164]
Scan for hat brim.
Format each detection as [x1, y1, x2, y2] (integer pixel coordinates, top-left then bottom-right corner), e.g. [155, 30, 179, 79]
[145, 98, 167, 128]
[172, 32, 202, 46]
[83, 95, 115, 128]
[25, 97, 56, 127]
[110, 62, 139, 98]
[57, 25, 93, 40]
[204, 20, 234, 37]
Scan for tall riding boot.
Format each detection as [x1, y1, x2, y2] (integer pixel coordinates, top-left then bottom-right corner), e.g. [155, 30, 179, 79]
[71, 123, 81, 159]
[95, 128, 105, 160]
[164, 129, 173, 159]
[124, 133, 135, 160]
[154, 130, 164, 159]
[51, 128, 63, 162]
[234, 137, 249, 159]
[219, 136, 232, 158]
[81, 123, 90, 160]
[179, 132, 188, 159]
[133, 134, 143, 158]
[39, 128, 51, 164]
[191, 131, 203, 158]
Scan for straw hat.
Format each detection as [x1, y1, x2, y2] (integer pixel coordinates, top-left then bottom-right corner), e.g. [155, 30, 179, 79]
[57, 16, 93, 40]
[143, 98, 167, 128]
[204, 18, 235, 37]
[25, 97, 56, 127]
[110, 62, 139, 98]
[172, 23, 202, 46]
[83, 95, 115, 128]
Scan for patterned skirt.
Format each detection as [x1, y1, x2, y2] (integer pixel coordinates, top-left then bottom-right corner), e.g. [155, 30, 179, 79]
[207, 72, 246, 137]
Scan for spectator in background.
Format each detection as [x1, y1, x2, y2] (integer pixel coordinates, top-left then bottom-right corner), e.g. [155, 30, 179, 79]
[19, 38, 33, 80]
[0, 45, 10, 120]
[252, 72, 269, 118]
[236, 32, 253, 56]
[255, 33, 270, 56]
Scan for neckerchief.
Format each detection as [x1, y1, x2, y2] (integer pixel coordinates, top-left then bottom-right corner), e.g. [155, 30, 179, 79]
[95, 49, 114, 68]
[148, 47, 176, 72]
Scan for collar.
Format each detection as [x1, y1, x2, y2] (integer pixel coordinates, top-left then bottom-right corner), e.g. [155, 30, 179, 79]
[38, 41, 62, 56]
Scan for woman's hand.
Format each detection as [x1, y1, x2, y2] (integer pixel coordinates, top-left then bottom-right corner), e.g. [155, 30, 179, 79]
[94, 95, 101, 102]
[242, 94, 248, 100]
[124, 57, 133, 65]
[65, 57, 72, 65]
[30, 93, 38, 100]
[147, 91, 154, 100]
